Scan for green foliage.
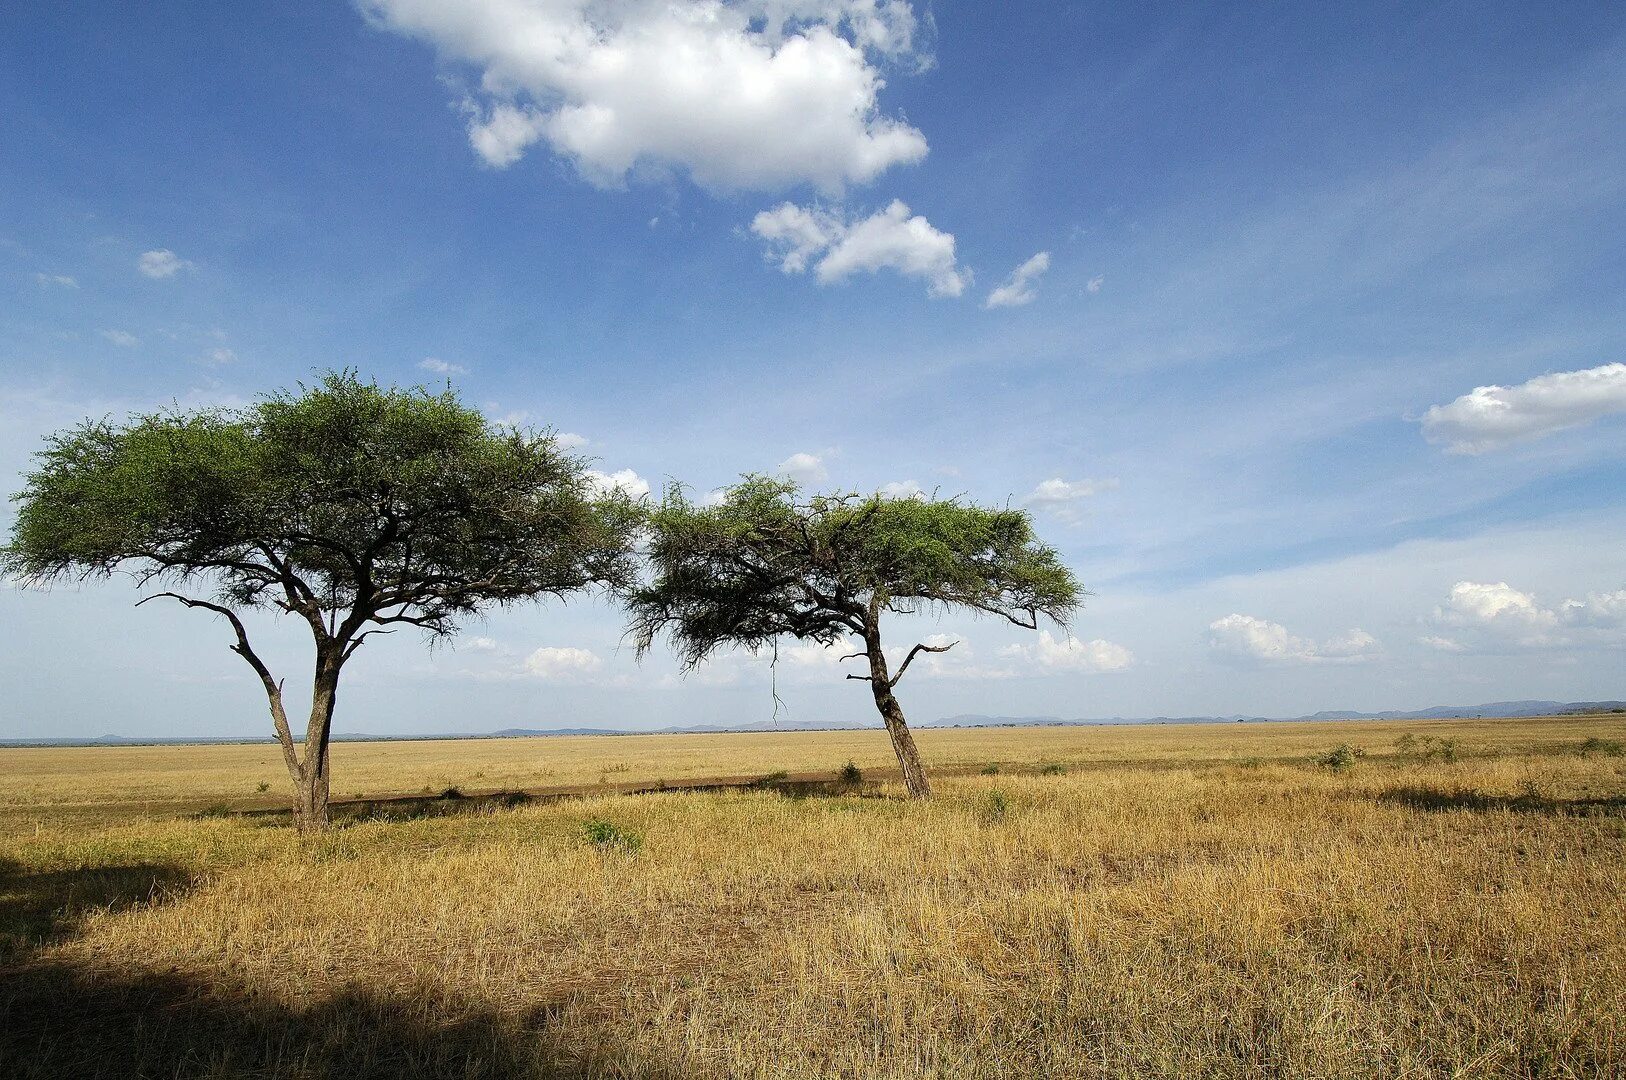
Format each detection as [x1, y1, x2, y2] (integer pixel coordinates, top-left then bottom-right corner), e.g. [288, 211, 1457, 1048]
[838, 761, 863, 785]
[979, 789, 1010, 823]
[980, 763, 1001, 775]
[629, 475, 1082, 671]
[1577, 737, 1625, 757]
[1039, 762, 1067, 776]
[3, 371, 640, 639]
[1395, 733, 1460, 763]
[1313, 744, 1365, 774]
[581, 818, 642, 853]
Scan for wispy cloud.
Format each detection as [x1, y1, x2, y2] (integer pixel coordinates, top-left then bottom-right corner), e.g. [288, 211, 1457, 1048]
[138, 249, 193, 279]
[418, 357, 468, 376]
[985, 251, 1051, 309]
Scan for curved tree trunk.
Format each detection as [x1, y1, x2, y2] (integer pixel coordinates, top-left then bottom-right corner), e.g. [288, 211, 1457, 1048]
[864, 626, 932, 799]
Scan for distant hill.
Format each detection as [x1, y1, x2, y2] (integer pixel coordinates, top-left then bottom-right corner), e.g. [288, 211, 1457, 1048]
[933, 700, 1626, 729]
[3, 701, 1618, 748]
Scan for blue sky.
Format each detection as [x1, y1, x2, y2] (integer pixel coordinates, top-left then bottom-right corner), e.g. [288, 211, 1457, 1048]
[3, 1, 1625, 738]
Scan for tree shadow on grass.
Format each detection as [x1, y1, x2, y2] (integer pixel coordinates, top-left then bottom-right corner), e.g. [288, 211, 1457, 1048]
[0, 857, 194, 963]
[0, 957, 690, 1080]
[1376, 786, 1626, 817]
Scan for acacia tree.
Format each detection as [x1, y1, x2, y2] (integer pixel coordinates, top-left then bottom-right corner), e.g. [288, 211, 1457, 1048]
[3, 372, 639, 830]
[629, 477, 1082, 798]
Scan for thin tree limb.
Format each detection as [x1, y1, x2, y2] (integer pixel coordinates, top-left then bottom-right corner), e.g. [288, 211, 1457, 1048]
[137, 592, 302, 781]
[890, 639, 958, 688]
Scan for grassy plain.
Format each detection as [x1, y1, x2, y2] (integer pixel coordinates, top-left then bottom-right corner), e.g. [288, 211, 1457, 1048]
[1, 714, 1623, 1078]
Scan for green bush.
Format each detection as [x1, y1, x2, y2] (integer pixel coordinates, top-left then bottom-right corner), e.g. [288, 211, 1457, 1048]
[1313, 744, 1364, 774]
[582, 818, 642, 854]
[1395, 733, 1459, 763]
[1578, 737, 1625, 757]
[1039, 763, 1067, 776]
[838, 761, 863, 785]
[980, 763, 1001, 775]
[979, 789, 1010, 823]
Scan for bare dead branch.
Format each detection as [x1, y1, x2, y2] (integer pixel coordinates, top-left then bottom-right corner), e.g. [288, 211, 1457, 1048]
[890, 639, 959, 687]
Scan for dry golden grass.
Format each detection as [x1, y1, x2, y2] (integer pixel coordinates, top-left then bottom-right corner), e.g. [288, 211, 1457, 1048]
[2, 712, 1618, 821]
[2, 714, 1623, 1078]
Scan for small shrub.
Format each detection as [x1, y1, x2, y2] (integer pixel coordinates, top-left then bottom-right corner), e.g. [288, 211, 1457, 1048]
[582, 818, 642, 854]
[439, 786, 464, 800]
[838, 761, 863, 785]
[762, 770, 790, 783]
[255, 781, 271, 794]
[1314, 744, 1364, 774]
[1395, 733, 1459, 763]
[980, 763, 1001, 775]
[1039, 763, 1067, 776]
[1578, 737, 1625, 757]
[979, 789, 1010, 823]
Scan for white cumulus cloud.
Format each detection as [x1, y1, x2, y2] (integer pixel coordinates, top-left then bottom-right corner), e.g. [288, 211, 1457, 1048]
[984, 251, 1050, 309]
[586, 468, 651, 499]
[360, 0, 929, 192]
[877, 479, 924, 499]
[138, 249, 192, 279]
[1024, 477, 1118, 508]
[555, 432, 589, 450]
[1208, 614, 1379, 665]
[1000, 631, 1133, 673]
[522, 645, 605, 681]
[419, 357, 468, 376]
[752, 199, 969, 297]
[776, 451, 828, 485]
[100, 329, 139, 347]
[1420, 362, 1626, 454]
[1425, 580, 1626, 650]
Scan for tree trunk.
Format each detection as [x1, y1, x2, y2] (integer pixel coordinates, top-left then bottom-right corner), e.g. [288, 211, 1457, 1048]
[863, 626, 932, 799]
[292, 650, 343, 832]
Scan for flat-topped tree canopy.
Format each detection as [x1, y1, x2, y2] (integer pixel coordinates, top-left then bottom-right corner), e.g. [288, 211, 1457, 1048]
[630, 476, 1083, 797]
[4, 371, 641, 828]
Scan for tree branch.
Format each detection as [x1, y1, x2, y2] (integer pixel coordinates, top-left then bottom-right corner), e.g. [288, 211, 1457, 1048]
[890, 639, 958, 688]
[137, 592, 302, 782]
[342, 628, 397, 661]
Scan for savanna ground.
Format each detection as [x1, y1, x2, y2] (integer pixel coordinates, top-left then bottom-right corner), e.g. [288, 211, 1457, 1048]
[1, 714, 1623, 1078]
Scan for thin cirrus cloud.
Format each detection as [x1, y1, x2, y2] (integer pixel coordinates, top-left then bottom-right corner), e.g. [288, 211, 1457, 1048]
[418, 357, 468, 376]
[984, 251, 1051, 309]
[1420, 361, 1626, 454]
[358, 0, 930, 193]
[34, 272, 78, 288]
[1208, 614, 1379, 665]
[752, 200, 970, 298]
[99, 329, 140, 347]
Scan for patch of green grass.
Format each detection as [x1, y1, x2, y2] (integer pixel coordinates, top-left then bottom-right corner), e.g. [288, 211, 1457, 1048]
[581, 818, 642, 854]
